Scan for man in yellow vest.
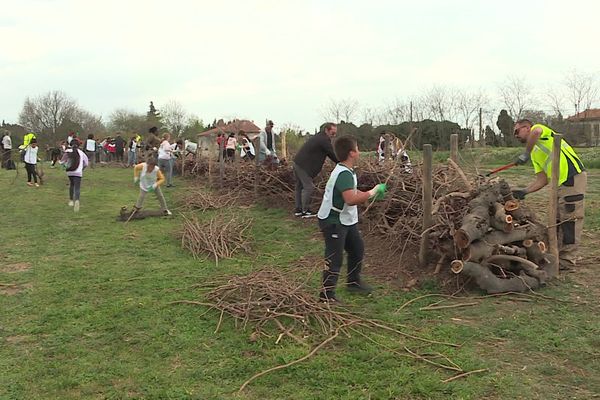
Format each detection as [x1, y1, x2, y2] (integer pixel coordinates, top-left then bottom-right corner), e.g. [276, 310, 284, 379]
[512, 119, 586, 271]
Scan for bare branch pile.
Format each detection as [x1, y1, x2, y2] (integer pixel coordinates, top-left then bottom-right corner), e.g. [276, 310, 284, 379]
[172, 266, 485, 391]
[178, 186, 240, 212]
[180, 214, 252, 263]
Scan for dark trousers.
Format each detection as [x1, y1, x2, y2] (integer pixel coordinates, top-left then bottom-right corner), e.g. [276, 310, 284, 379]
[69, 176, 82, 201]
[25, 163, 37, 183]
[319, 220, 364, 297]
[226, 148, 235, 162]
[2, 149, 10, 168]
[293, 163, 315, 211]
[116, 150, 124, 162]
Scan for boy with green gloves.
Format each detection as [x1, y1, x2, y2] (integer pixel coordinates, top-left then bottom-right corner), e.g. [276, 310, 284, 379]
[317, 135, 386, 302]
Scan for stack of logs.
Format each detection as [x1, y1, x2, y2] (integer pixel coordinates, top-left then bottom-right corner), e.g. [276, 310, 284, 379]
[442, 180, 555, 293]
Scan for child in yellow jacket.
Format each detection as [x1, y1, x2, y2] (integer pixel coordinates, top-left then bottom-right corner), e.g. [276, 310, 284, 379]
[133, 158, 172, 215]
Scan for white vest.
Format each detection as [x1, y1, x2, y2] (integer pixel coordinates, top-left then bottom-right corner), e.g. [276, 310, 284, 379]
[140, 164, 159, 192]
[317, 164, 359, 226]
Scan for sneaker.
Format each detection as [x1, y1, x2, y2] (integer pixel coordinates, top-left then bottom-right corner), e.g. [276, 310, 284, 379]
[27, 182, 34, 187]
[301, 210, 317, 218]
[346, 280, 373, 295]
[74, 200, 80, 213]
[294, 208, 303, 217]
[35, 183, 40, 187]
[68, 200, 74, 207]
[164, 209, 172, 216]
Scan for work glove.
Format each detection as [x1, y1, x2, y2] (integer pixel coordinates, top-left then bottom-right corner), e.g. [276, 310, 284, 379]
[514, 153, 530, 165]
[369, 183, 387, 201]
[512, 189, 527, 200]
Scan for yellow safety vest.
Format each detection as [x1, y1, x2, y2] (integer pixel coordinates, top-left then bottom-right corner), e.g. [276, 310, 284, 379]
[530, 124, 584, 186]
[20, 133, 36, 149]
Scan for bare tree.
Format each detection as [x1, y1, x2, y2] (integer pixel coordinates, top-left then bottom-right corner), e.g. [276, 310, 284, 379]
[360, 106, 381, 126]
[72, 109, 105, 134]
[546, 86, 567, 117]
[563, 69, 599, 115]
[161, 100, 188, 137]
[19, 90, 78, 134]
[497, 76, 535, 120]
[423, 85, 459, 122]
[381, 98, 411, 125]
[321, 98, 359, 123]
[456, 88, 488, 129]
[108, 108, 146, 132]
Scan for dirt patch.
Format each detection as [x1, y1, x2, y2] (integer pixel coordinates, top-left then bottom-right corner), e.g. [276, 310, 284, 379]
[5, 335, 33, 345]
[0, 262, 32, 273]
[0, 283, 32, 296]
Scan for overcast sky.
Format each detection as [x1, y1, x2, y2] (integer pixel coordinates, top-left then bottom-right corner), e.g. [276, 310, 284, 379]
[1, 0, 599, 132]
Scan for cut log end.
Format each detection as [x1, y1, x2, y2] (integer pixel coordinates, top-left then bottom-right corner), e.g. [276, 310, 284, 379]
[504, 200, 519, 212]
[451, 260, 464, 274]
[522, 239, 534, 248]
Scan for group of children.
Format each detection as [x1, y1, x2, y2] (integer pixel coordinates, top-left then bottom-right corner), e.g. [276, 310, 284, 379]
[216, 131, 256, 162]
[17, 131, 173, 216]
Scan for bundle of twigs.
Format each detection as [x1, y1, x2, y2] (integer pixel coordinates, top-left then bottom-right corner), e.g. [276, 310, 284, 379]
[172, 267, 486, 391]
[180, 214, 252, 264]
[178, 186, 240, 212]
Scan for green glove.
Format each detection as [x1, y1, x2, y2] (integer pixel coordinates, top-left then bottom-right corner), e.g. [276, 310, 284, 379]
[371, 183, 387, 201]
[147, 185, 155, 193]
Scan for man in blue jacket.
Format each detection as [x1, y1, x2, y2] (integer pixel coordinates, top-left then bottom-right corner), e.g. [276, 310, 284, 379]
[292, 122, 339, 218]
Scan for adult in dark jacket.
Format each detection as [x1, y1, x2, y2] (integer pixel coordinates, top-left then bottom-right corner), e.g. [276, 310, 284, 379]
[293, 122, 339, 217]
[114, 133, 126, 162]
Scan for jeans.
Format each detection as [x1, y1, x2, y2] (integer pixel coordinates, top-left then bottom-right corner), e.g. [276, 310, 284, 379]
[318, 220, 364, 297]
[128, 150, 137, 166]
[158, 158, 173, 186]
[293, 163, 315, 212]
[69, 176, 82, 201]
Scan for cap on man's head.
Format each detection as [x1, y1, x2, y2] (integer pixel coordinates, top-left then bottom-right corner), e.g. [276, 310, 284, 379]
[267, 120, 274, 127]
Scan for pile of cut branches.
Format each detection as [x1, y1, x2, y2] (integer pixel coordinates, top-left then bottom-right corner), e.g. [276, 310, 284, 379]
[180, 214, 252, 263]
[172, 267, 486, 391]
[178, 186, 240, 212]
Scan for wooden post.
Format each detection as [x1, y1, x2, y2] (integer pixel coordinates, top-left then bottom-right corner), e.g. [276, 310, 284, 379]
[479, 107, 483, 147]
[419, 144, 433, 267]
[218, 135, 225, 186]
[253, 136, 260, 196]
[547, 134, 561, 278]
[280, 130, 287, 161]
[450, 134, 458, 163]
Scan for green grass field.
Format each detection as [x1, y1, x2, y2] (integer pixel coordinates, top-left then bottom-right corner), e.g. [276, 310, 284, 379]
[1, 160, 599, 400]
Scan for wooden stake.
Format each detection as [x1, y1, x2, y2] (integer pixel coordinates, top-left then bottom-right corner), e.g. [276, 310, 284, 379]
[450, 134, 458, 163]
[219, 133, 225, 186]
[547, 133, 561, 278]
[280, 130, 287, 161]
[419, 144, 433, 267]
[253, 136, 260, 196]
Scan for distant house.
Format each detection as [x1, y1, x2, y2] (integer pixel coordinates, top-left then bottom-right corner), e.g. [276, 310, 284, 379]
[197, 119, 261, 157]
[566, 109, 600, 146]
